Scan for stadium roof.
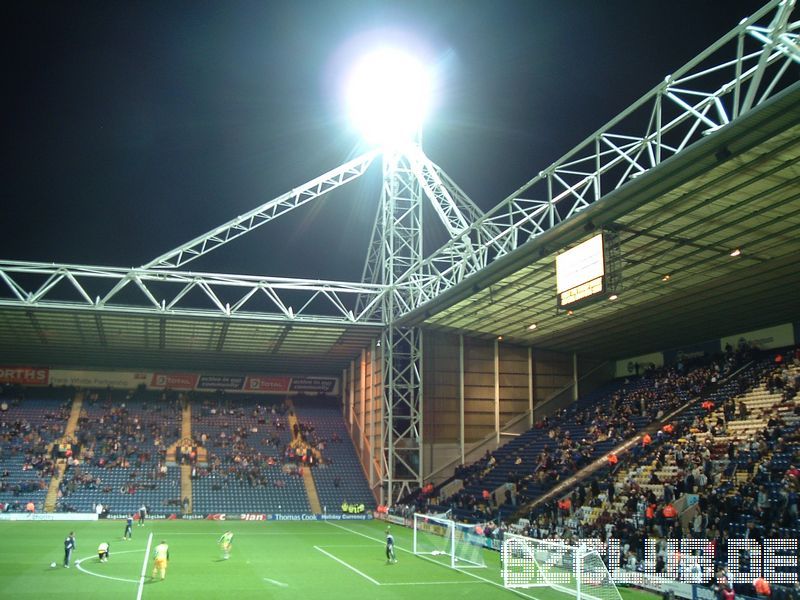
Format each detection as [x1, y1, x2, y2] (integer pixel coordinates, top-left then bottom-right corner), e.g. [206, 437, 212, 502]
[0, 308, 381, 376]
[2, 83, 797, 375]
[406, 82, 800, 359]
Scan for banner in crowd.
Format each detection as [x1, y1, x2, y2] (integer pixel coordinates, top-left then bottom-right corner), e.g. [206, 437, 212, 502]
[150, 372, 199, 390]
[244, 376, 291, 392]
[50, 370, 147, 389]
[204, 513, 267, 521]
[616, 320, 796, 378]
[289, 377, 338, 393]
[196, 375, 246, 391]
[615, 352, 664, 378]
[0, 513, 98, 521]
[663, 340, 720, 366]
[1, 365, 338, 396]
[0, 367, 49, 386]
[201, 513, 371, 521]
[268, 513, 373, 521]
[721, 323, 795, 353]
[147, 373, 338, 395]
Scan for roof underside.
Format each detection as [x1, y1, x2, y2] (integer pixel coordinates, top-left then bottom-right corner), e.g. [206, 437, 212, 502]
[419, 83, 800, 359]
[0, 309, 380, 375]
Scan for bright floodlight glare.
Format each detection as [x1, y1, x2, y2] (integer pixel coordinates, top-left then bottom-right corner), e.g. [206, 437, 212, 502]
[346, 47, 432, 147]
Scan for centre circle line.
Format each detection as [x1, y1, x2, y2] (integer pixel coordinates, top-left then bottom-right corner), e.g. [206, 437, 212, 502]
[75, 549, 141, 584]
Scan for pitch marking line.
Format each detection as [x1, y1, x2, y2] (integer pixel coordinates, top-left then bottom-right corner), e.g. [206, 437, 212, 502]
[313, 543, 481, 587]
[316, 543, 376, 548]
[314, 545, 380, 585]
[382, 581, 483, 586]
[159, 531, 347, 536]
[324, 521, 543, 600]
[75, 549, 141, 584]
[263, 577, 289, 588]
[136, 532, 153, 600]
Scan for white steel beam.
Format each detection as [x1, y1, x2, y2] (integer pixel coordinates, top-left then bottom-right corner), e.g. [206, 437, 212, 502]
[0, 260, 386, 326]
[143, 150, 379, 270]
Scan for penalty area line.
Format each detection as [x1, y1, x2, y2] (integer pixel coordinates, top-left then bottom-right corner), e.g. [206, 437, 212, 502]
[382, 580, 484, 586]
[136, 532, 153, 600]
[263, 577, 289, 588]
[314, 545, 380, 585]
[323, 521, 543, 600]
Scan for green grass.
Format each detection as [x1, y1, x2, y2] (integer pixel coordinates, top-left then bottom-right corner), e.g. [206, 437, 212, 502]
[0, 519, 662, 600]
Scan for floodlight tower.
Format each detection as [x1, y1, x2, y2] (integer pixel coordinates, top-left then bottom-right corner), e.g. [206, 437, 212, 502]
[347, 48, 430, 505]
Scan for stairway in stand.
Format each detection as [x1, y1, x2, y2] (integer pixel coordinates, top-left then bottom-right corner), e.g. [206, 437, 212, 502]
[287, 399, 321, 514]
[180, 399, 193, 514]
[44, 392, 84, 512]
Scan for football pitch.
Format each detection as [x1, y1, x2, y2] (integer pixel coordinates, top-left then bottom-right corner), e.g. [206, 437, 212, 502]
[0, 519, 661, 600]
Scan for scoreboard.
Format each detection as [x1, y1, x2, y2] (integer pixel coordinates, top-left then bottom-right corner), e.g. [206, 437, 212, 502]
[556, 233, 609, 308]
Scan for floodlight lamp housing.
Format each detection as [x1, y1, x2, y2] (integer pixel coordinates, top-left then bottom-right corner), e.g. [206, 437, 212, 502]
[345, 47, 432, 148]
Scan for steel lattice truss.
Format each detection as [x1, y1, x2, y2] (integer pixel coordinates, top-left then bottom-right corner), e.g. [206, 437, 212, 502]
[144, 150, 380, 270]
[381, 325, 423, 504]
[391, 0, 800, 314]
[0, 261, 386, 325]
[374, 151, 425, 505]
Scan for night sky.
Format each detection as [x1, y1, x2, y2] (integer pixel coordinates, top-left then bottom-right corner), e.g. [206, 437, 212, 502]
[1, 0, 769, 283]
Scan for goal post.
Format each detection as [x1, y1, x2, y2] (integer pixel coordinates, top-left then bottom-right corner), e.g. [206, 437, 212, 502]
[502, 534, 622, 600]
[412, 512, 486, 568]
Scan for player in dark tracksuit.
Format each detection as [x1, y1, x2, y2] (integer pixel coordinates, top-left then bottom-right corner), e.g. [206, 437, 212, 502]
[64, 532, 76, 568]
[385, 528, 397, 564]
[124, 516, 133, 540]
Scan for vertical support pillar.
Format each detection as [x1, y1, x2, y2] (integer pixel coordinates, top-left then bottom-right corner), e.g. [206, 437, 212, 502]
[342, 368, 347, 418]
[418, 329, 424, 487]
[378, 149, 424, 506]
[572, 352, 579, 402]
[369, 339, 377, 490]
[382, 328, 393, 507]
[350, 360, 356, 429]
[459, 334, 465, 465]
[494, 337, 500, 445]
[360, 348, 366, 457]
[528, 346, 534, 429]
[382, 325, 423, 505]
[379, 336, 386, 507]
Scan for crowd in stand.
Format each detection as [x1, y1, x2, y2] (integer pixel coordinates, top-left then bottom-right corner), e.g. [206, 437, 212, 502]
[428, 345, 766, 526]
[1, 386, 363, 513]
[496, 347, 799, 598]
[192, 397, 301, 488]
[192, 396, 348, 490]
[57, 389, 181, 505]
[0, 386, 71, 509]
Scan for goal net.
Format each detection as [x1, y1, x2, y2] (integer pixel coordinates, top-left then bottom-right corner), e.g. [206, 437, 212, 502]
[502, 534, 622, 600]
[412, 513, 486, 568]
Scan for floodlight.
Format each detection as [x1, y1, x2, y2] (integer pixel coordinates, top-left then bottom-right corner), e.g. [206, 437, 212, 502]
[345, 47, 432, 147]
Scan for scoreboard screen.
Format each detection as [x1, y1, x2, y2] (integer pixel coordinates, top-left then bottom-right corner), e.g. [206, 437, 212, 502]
[556, 234, 606, 307]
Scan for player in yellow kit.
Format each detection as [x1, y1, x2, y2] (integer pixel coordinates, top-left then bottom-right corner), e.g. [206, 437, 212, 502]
[218, 530, 234, 560]
[97, 541, 110, 563]
[151, 540, 169, 581]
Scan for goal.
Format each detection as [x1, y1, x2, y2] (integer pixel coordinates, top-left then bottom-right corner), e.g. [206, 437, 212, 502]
[502, 534, 622, 600]
[412, 512, 486, 568]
